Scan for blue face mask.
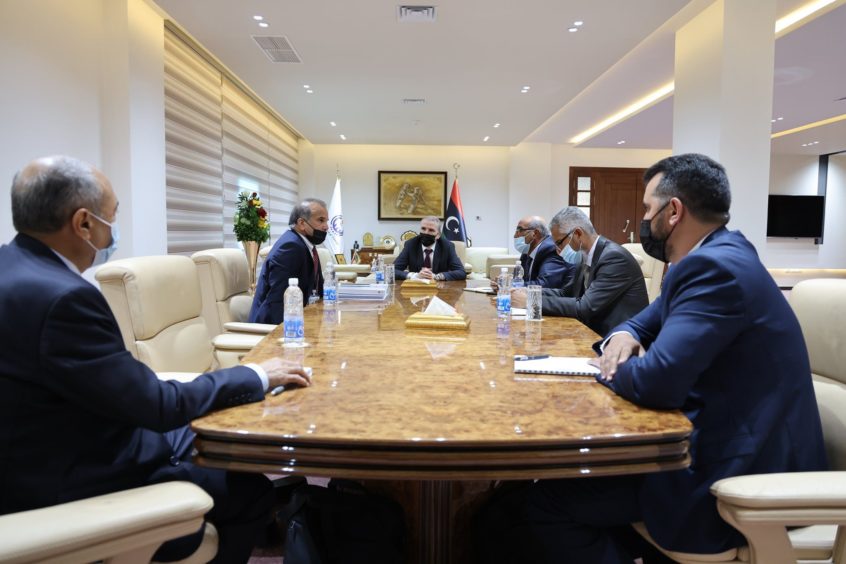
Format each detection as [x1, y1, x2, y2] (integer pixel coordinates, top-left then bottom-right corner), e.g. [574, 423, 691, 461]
[560, 243, 579, 264]
[85, 212, 120, 268]
[513, 236, 530, 255]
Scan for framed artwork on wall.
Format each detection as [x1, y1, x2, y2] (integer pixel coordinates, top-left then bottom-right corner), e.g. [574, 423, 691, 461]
[378, 171, 447, 220]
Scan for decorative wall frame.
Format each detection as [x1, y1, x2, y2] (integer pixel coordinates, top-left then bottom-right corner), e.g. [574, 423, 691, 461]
[378, 171, 447, 220]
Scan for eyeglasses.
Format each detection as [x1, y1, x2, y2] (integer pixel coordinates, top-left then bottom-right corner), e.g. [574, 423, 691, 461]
[553, 229, 575, 249]
[514, 226, 533, 234]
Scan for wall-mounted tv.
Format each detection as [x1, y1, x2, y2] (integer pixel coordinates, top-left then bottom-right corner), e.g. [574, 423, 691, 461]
[766, 195, 825, 239]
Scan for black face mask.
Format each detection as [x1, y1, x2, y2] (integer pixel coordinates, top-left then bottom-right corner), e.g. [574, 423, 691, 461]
[419, 233, 436, 247]
[640, 200, 674, 263]
[304, 221, 328, 245]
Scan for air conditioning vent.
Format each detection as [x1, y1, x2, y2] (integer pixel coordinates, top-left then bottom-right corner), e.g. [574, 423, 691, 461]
[252, 36, 302, 63]
[397, 5, 436, 23]
[402, 98, 426, 105]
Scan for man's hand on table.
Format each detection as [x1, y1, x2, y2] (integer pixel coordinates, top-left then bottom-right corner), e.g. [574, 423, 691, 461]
[260, 357, 312, 389]
[511, 288, 527, 308]
[598, 332, 644, 382]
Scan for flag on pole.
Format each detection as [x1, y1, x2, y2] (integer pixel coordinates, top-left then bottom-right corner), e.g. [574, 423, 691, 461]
[442, 178, 468, 244]
[327, 176, 344, 254]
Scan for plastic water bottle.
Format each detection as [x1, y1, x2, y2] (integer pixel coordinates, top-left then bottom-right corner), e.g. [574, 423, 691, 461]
[323, 264, 337, 304]
[512, 260, 525, 288]
[374, 254, 385, 284]
[283, 278, 305, 345]
[496, 267, 512, 318]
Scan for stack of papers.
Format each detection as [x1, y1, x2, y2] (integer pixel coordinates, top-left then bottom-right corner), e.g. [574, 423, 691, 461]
[336, 283, 388, 301]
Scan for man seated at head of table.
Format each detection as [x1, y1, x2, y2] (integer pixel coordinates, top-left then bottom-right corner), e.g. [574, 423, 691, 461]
[394, 215, 467, 282]
[249, 198, 329, 324]
[0, 156, 313, 563]
[491, 215, 574, 292]
[512, 206, 648, 337]
[480, 153, 827, 563]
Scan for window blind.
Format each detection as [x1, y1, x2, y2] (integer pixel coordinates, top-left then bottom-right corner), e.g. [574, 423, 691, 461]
[163, 25, 299, 255]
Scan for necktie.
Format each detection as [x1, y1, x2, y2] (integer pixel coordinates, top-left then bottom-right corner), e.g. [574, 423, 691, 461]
[584, 264, 591, 290]
[312, 246, 320, 286]
[423, 248, 432, 269]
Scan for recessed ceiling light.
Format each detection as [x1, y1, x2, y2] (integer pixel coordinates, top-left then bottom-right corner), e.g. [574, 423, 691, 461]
[777, 116, 784, 121]
[253, 15, 263, 21]
[339, 134, 346, 141]
[493, 123, 501, 128]
[771, 119, 777, 123]
[258, 22, 269, 28]
[483, 136, 490, 142]
[617, 140, 626, 145]
[303, 85, 310, 89]
[329, 121, 336, 127]
[574, 20, 584, 26]
[568, 27, 578, 32]
[306, 89, 313, 94]
[522, 86, 531, 90]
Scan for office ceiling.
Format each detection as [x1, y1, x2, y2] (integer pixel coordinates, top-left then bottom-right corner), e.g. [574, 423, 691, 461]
[154, 0, 846, 155]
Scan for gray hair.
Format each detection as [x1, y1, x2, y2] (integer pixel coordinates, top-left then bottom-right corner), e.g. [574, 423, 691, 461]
[421, 216, 441, 229]
[289, 197, 327, 226]
[549, 207, 597, 236]
[11, 156, 103, 233]
[525, 217, 550, 237]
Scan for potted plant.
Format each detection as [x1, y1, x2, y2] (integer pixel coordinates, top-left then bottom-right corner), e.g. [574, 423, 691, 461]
[233, 191, 270, 294]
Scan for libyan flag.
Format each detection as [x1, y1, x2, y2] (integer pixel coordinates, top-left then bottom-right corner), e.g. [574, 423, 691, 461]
[442, 178, 468, 244]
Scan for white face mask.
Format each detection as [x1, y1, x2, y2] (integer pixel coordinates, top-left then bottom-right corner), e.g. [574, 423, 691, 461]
[513, 236, 530, 255]
[84, 212, 120, 268]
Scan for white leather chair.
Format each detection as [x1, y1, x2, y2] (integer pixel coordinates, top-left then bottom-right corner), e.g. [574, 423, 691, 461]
[635, 278, 846, 563]
[315, 247, 358, 281]
[95, 256, 258, 370]
[451, 240, 473, 275]
[191, 248, 275, 336]
[464, 246, 507, 278]
[0, 481, 217, 564]
[622, 242, 664, 303]
[486, 254, 522, 280]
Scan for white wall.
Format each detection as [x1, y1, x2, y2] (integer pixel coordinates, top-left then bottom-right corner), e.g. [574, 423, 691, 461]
[763, 153, 846, 268]
[299, 144, 511, 248]
[0, 0, 104, 244]
[0, 0, 167, 262]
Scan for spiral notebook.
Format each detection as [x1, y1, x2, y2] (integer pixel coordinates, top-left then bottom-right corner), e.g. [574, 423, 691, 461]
[513, 356, 600, 377]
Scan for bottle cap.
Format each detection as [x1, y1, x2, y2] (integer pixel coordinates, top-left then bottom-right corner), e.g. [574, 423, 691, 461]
[289, 278, 299, 285]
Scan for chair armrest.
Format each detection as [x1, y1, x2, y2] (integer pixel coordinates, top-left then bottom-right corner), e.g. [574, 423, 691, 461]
[223, 321, 276, 335]
[212, 332, 263, 351]
[712, 472, 846, 510]
[464, 262, 473, 274]
[335, 264, 372, 275]
[0, 482, 212, 564]
[156, 372, 202, 383]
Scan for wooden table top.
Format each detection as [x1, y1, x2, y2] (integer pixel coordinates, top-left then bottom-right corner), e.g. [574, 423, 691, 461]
[192, 282, 692, 480]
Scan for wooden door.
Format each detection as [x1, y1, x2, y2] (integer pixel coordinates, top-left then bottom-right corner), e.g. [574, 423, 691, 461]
[569, 167, 645, 245]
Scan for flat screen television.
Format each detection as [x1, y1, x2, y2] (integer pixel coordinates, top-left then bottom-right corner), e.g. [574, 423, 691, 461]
[766, 195, 825, 239]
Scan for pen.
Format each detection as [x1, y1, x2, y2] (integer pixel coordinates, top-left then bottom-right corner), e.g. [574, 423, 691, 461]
[270, 385, 286, 396]
[514, 354, 550, 361]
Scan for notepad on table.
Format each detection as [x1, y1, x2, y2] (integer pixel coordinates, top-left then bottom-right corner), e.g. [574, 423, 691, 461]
[513, 356, 600, 376]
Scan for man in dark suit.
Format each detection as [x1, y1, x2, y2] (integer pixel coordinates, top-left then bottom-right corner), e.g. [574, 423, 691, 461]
[249, 198, 328, 324]
[502, 154, 827, 562]
[0, 156, 313, 563]
[514, 207, 648, 337]
[512, 215, 573, 288]
[394, 215, 467, 281]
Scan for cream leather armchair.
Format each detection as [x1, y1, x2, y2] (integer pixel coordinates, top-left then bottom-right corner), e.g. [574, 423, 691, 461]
[191, 248, 275, 336]
[622, 242, 664, 303]
[451, 240, 473, 275]
[463, 246, 508, 280]
[635, 278, 846, 563]
[95, 256, 257, 370]
[0, 481, 217, 564]
[486, 254, 522, 280]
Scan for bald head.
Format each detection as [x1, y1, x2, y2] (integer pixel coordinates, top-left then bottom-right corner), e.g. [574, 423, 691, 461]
[11, 156, 106, 234]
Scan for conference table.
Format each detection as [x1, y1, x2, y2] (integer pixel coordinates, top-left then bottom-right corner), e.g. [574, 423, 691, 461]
[192, 281, 692, 562]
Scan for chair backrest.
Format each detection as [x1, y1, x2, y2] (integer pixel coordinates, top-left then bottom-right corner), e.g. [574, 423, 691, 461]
[95, 256, 214, 373]
[464, 246, 508, 275]
[191, 248, 253, 335]
[486, 254, 522, 280]
[790, 279, 846, 471]
[452, 241, 467, 264]
[316, 247, 333, 274]
[622, 243, 664, 303]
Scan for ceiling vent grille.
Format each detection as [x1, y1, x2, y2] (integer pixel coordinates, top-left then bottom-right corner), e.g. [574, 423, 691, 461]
[252, 36, 302, 63]
[397, 5, 437, 23]
[402, 98, 426, 105]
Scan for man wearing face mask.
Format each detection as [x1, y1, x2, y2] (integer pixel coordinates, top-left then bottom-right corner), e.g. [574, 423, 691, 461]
[394, 215, 466, 281]
[249, 198, 329, 324]
[504, 215, 572, 290]
[496, 154, 826, 563]
[513, 207, 648, 337]
[0, 156, 314, 563]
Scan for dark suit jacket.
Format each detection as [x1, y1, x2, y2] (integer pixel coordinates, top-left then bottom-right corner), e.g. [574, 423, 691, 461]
[541, 236, 648, 336]
[0, 234, 265, 515]
[394, 235, 466, 281]
[520, 236, 573, 288]
[249, 229, 323, 324]
[602, 227, 826, 553]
